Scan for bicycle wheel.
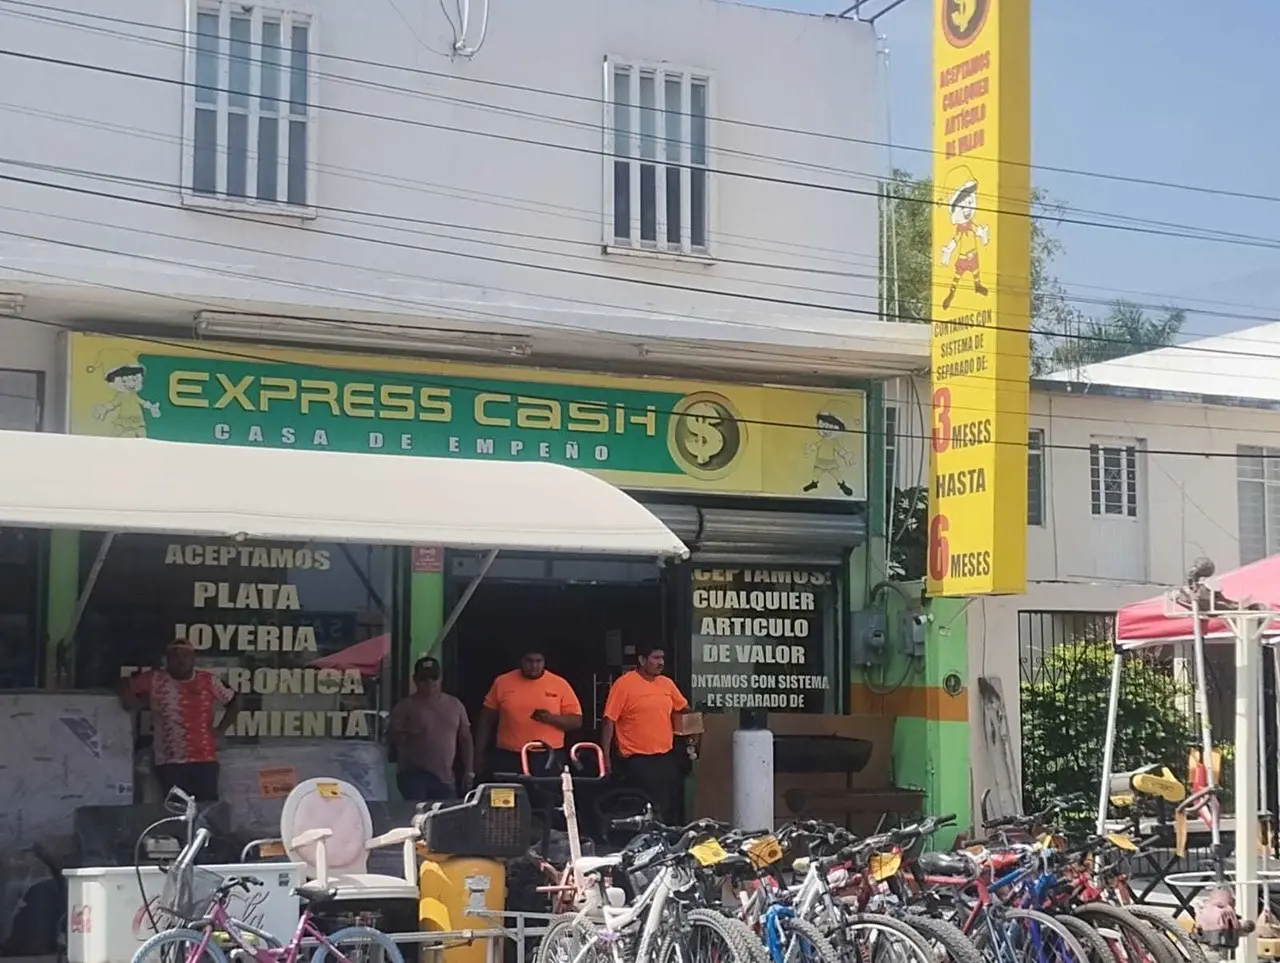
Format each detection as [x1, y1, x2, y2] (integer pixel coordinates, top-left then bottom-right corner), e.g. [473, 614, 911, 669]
[779, 917, 840, 963]
[898, 914, 984, 963]
[972, 907, 1089, 963]
[131, 928, 229, 963]
[311, 925, 405, 963]
[537, 914, 604, 963]
[1072, 903, 1179, 963]
[659, 908, 763, 963]
[722, 915, 772, 963]
[1124, 905, 1208, 963]
[1051, 914, 1112, 963]
[835, 912, 934, 963]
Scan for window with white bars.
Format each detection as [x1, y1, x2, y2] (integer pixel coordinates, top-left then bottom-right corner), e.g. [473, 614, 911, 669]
[1027, 428, 1045, 526]
[883, 405, 898, 503]
[1236, 445, 1280, 563]
[185, 3, 316, 212]
[605, 60, 709, 254]
[1089, 441, 1139, 517]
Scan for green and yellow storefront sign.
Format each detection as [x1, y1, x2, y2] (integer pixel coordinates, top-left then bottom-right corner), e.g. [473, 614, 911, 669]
[69, 334, 868, 501]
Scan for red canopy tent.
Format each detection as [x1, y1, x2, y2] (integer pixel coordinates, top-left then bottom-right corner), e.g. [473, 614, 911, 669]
[1101, 556, 1280, 946]
[1116, 554, 1280, 647]
[311, 633, 390, 676]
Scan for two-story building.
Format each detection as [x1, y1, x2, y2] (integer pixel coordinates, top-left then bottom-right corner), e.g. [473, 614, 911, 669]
[883, 324, 1280, 814]
[0, 0, 954, 852]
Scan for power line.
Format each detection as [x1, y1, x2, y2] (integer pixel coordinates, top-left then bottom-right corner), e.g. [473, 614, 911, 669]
[3, 0, 1277, 209]
[3, 42, 1280, 256]
[9, 159, 1280, 380]
[10, 97, 1280, 334]
[5, 0, 1275, 253]
[10, 190, 1280, 436]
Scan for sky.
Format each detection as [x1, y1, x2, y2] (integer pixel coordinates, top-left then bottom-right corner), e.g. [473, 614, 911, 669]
[754, 0, 1280, 342]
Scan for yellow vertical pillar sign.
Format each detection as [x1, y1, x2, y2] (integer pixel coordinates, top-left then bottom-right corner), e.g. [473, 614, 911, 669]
[926, 0, 1031, 597]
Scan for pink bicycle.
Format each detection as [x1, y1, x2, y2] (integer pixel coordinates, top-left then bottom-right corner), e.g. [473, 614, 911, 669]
[130, 874, 404, 963]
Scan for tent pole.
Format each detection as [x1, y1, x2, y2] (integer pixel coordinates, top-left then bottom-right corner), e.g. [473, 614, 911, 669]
[1259, 652, 1272, 912]
[1096, 651, 1124, 836]
[1274, 640, 1280, 860]
[1190, 594, 1221, 850]
[54, 531, 115, 686]
[1233, 614, 1260, 962]
[428, 548, 499, 654]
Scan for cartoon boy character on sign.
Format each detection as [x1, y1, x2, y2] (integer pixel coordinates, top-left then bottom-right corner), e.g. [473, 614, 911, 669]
[802, 407, 857, 497]
[939, 164, 990, 310]
[89, 349, 160, 437]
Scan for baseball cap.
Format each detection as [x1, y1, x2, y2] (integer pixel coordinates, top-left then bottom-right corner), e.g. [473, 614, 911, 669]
[414, 656, 441, 680]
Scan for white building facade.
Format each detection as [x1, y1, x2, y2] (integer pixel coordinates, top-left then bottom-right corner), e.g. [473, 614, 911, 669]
[0, 0, 968, 842]
[884, 327, 1280, 813]
[0, 0, 917, 407]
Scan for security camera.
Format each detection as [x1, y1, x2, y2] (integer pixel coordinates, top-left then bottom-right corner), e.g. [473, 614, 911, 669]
[912, 612, 933, 627]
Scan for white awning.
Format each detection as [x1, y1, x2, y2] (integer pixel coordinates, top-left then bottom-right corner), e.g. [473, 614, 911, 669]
[0, 430, 688, 558]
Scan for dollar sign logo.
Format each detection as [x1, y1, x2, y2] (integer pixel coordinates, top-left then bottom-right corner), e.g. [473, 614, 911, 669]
[950, 0, 975, 31]
[684, 411, 726, 466]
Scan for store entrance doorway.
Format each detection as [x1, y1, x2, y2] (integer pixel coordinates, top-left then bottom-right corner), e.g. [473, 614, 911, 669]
[443, 554, 669, 749]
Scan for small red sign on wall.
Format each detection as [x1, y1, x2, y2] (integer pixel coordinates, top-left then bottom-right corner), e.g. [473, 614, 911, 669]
[413, 546, 443, 573]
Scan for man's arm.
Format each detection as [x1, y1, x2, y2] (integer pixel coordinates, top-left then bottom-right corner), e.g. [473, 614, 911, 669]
[457, 707, 476, 790]
[473, 706, 498, 756]
[220, 693, 243, 735]
[387, 701, 413, 747]
[669, 680, 690, 714]
[211, 675, 242, 736]
[531, 690, 583, 733]
[601, 719, 617, 766]
[119, 670, 150, 712]
[532, 711, 583, 731]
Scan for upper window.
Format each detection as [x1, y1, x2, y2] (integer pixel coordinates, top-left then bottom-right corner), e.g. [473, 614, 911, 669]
[185, 3, 316, 213]
[1027, 428, 1045, 526]
[1089, 441, 1139, 518]
[0, 370, 41, 431]
[606, 60, 710, 255]
[1237, 445, 1280, 564]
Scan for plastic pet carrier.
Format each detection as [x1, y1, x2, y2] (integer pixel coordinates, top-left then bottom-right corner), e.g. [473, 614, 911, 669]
[419, 783, 531, 858]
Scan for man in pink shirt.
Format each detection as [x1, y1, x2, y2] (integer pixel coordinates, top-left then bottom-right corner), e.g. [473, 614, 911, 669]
[388, 657, 474, 802]
[120, 641, 242, 801]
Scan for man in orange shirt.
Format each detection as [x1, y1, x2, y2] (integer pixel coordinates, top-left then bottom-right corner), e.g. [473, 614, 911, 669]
[601, 644, 689, 820]
[475, 651, 583, 777]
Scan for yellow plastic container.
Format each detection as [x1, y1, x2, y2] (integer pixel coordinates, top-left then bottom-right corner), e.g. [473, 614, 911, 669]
[419, 855, 507, 963]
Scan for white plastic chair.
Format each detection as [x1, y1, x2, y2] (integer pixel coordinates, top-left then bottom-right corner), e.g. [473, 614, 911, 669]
[280, 777, 419, 902]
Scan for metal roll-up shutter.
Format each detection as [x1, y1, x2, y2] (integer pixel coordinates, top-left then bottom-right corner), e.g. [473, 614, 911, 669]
[642, 503, 864, 565]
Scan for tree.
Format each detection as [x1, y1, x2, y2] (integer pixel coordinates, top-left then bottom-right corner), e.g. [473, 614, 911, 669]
[1045, 299, 1185, 372]
[1020, 640, 1193, 814]
[879, 168, 1081, 368]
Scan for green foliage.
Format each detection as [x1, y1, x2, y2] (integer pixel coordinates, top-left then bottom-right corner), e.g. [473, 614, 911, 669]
[1045, 300, 1186, 371]
[879, 172, 1184, 373]
[1020, 640, 1193, 814]
[879, 169, 1080, 370]
[888, 485, 928, 580]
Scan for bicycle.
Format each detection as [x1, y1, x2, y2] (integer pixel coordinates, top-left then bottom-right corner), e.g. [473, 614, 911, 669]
[536, 813, 761, 963]
[131, 875, 404, 963]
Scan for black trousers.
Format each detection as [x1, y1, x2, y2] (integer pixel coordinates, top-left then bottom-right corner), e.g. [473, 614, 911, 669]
[155, 761, 220, 801]
[618, 751, 682, 822]
[396, 767, 456, 802]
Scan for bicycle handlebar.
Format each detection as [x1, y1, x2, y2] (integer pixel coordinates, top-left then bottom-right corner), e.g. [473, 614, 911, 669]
[219, 875, 263, 894]
[983, 794, 1085, 830]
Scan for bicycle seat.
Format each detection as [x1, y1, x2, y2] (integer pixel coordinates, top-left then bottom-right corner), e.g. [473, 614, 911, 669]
[574, 855, 623, 875]
[294, 882, 340, 905]
[917, 852, 975, 880]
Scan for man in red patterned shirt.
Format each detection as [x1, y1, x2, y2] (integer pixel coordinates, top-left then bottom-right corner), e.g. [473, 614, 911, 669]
[121, 641, 242, 801]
